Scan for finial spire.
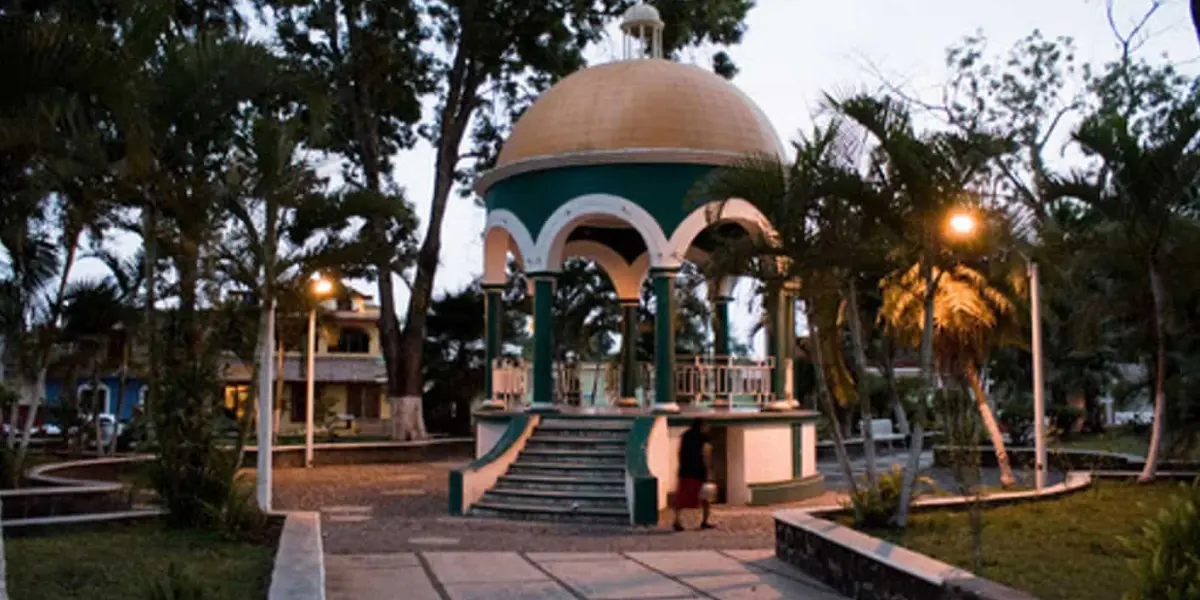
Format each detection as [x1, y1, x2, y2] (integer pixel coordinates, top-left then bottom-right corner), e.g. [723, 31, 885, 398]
[620, 2, 664, 60]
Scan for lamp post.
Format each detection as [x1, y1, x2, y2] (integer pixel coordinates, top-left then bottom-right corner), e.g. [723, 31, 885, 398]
[306, 277, 334, 468]
[947, 211, 1046, 491]
[256, 298, 276, 511]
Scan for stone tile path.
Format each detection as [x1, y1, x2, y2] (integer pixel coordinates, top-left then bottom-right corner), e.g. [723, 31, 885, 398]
[326, 549, 846, 600]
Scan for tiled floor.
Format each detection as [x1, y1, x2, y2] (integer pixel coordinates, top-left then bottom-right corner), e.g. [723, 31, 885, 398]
[325, 549, 846, 600]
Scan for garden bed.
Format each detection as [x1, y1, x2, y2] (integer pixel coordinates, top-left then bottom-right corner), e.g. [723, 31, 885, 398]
[5, 519, 280, 600]
[843, 480, 1191, 600]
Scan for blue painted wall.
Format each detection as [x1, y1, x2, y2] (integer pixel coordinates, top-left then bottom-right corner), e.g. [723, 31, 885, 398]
[43, 377, 146, 421]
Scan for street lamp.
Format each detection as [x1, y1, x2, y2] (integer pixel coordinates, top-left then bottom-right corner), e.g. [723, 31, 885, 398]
[306, 276, 334, 468]
[946, 211, 1047, 492]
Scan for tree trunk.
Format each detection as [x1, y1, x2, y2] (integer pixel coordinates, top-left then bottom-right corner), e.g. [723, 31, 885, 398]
[879, 336, 911, 435]
[806, 300, 859, 496]
[1140, 262, 1169, 482]
[92, 367, 103, 458]
[964, 362, 1015, 487]
[13, 369, 45, 469]
[142, 204, 158, 425]
[843, 282, 878, 489]
[893, 260, 939, 527]
[110, 339, 131, 456]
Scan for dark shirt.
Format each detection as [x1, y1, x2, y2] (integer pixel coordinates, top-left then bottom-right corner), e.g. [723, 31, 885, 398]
[678, 428, 709, 480]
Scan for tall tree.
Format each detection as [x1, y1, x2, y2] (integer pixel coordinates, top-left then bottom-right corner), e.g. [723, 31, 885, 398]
[1057, 59, 1200, 481]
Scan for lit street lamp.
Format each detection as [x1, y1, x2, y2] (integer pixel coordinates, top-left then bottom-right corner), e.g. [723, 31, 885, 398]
[947, 211, 1047, 491]
[306, 277, 335, 468]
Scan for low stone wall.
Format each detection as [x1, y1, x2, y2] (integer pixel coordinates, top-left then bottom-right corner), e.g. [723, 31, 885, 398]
[244, 437, 473, 468]
[774, 473, 1092, 600]
[268, 512, 325, 600]
[775, 513, 1039, 600]
[932, 445, 1200, 473]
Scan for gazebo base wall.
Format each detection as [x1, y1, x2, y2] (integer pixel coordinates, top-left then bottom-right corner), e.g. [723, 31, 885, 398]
[468, 407, 822, 523]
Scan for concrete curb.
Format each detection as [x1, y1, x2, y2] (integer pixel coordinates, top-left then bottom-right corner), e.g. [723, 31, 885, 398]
[268, 512, 325, 600]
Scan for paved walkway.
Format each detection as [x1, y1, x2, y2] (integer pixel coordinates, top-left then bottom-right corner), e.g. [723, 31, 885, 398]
[326, 549, 846, 600]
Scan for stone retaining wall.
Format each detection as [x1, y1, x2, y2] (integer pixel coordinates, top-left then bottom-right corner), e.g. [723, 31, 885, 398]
[245, 438, 472, 468]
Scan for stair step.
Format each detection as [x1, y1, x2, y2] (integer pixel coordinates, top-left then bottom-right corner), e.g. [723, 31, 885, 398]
[521, 447, 624, 457]
[483, 489, 627, 510]
[470, 500, 629, 525]
[496, 476, 625, 494]
[507, 463, 625, 478]
[537, 419, 634, 431]
[490, 487, 626, 500]
[528, 435, 626, 445]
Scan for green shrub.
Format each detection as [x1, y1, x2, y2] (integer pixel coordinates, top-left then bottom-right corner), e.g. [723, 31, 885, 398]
[846, 464, 935, 529]
[998, 394, 1035, 447]
[1123, 479, 1200, 600]
[144, 563, 210, 600]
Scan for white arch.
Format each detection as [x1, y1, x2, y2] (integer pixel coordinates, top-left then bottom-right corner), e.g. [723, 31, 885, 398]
[483, 210, 537, 285]
[78, 382, 111, 415]
[535, 194, 672, 272]
[667, 199, 777, 264]
[562, 241, 645, 300]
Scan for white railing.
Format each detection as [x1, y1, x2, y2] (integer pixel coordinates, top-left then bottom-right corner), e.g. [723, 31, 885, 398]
[491, 356, 783, 409]
[674, 356, 775, 406]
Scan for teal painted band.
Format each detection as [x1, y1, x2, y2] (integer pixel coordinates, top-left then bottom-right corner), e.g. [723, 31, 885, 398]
[747, 474, 825, 506]
[484, 163, 716, 244]
[625, 416, 659, 526]
[792, 423, 802, 478]
[448, 414, 531, 515]
[664, 411, 820, 426]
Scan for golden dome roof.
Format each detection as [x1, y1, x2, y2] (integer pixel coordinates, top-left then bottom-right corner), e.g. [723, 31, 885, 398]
[494, 59, 784, 170]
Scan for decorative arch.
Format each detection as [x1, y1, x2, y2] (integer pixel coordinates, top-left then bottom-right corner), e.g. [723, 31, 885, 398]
[667, 199, 777, 264]
[562, 240, 645, 300]
[483, 210, 537, 285]
[78, 382, 111, 415]
[535, 194, 672, 272]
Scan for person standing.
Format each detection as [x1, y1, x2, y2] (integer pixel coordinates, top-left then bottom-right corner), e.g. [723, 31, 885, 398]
[672, 418, 714, 531]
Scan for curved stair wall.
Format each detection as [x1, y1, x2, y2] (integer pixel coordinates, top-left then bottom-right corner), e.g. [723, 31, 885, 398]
[449, 414, 538, 515]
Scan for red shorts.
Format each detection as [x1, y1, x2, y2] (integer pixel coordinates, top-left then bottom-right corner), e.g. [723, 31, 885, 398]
[674, 477, 704, 509]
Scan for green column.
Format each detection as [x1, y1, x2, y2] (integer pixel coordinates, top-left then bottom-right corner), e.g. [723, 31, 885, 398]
[653, 270, 679, 412]
[783, 290, 797, 407]
[617, 299, 640, 407]
[764, 288, 790, 411]
[530, 273, 557, 412]
[481, 285, 504, 409]
[713, 296, 732, 357]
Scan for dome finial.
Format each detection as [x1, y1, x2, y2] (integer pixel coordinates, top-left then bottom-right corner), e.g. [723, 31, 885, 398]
[620, 2, 664, 60]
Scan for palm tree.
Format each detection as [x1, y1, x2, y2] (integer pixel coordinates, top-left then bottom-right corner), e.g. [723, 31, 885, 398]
[689, 129, 866, 495]
[881, 262, 1021, 487]
[831, 92, 1006, 525]
[1057, 80, 1200, 481]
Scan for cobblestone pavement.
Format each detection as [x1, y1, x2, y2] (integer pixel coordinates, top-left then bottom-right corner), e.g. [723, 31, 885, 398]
[325, 549, 846, 600]
[270, 456, 830, 554]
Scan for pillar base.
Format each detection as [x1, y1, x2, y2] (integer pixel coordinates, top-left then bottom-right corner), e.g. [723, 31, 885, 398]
[652, 402, 681, 414]
[479, 398, 508, 411]
[615, 397, 641, 408]
[526, 404, 561, 414]
[760, 399, 792, 412]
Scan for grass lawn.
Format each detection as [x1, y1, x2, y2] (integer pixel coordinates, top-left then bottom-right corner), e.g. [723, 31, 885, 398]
[6, 521, 276, 600]
[1059, 428, 1200, 461]
[851, 481, 1193, 600]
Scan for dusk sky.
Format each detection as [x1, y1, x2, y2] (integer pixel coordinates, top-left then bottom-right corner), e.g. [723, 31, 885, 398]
[76, 0, 1200, 354]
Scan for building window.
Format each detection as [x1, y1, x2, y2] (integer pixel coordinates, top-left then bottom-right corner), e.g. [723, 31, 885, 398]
[331, 327, 371, 354]
[78, 383, 111, 415]
[345, 384, 382, 419]
[289, 383, 306, 423]
[224, 385, 250, 418]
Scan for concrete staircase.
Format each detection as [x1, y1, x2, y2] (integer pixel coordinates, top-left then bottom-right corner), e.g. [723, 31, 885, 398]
[470, 417, 633, 524]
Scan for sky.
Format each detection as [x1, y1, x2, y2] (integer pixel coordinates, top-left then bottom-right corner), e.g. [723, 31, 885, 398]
[72, 0, 1200, 355]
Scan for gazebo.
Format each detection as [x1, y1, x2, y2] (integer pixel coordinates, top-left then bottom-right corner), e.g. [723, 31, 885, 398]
[452, 3, 824, 523]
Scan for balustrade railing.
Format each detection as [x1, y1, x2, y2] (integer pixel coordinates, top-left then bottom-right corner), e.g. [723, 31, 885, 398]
[490, 355, 783, 410]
